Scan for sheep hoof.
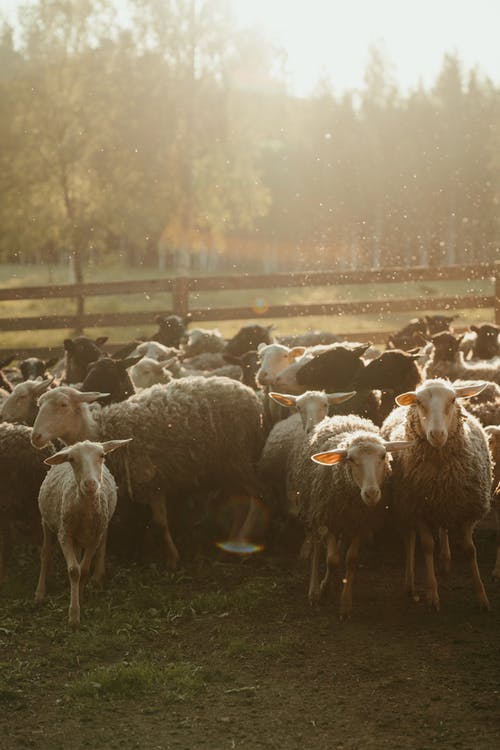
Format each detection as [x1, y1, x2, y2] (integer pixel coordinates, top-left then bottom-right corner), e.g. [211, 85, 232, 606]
[34, 592, 45, 605]
[425, 591, 440, 612]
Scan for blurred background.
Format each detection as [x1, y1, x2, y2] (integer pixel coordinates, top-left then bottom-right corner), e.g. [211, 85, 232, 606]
[1, 0, 499, 278]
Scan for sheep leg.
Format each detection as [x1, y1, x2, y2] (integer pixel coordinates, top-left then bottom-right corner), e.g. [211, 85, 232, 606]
[35, 522, 54, 603]
[404, 529, 419, 602]
[339, 536, 360, 620]
[234, 496, 262, 545]
[462, 522, 490, 610]
[0, 520, 12, 586]
[320, 533, 339, 599]
[418, 522, 439, 611]
[150, 494, 179, 570]
[79, 543, 100, 606]
[59, 535, 81, 628]
[308, 537, 321, 605]
[91, 530, 108, 584]
[438, 527, 451, 575]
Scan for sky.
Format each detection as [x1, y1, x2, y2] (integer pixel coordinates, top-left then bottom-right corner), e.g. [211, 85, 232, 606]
[2, 0, 500, 95]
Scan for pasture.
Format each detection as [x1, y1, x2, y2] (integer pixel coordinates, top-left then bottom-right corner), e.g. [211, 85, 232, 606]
[1, 526, 500, 750]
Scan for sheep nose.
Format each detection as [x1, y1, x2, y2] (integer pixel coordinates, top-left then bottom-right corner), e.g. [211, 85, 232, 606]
[363, 487, 381, 506]
[81, 479, 98, 494]
[429, 429, 447, 447]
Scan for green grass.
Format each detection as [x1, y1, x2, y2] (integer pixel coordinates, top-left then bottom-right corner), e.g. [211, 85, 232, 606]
[0, 262, 495, 350]
[70, 659, 205, 702]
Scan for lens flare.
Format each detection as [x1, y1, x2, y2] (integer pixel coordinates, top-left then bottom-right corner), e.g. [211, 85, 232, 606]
[252, 297, 269, 315]
[216, 540, 264, 555]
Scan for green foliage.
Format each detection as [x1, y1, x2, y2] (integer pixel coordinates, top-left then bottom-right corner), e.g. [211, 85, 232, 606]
[0, 1, 498, 276]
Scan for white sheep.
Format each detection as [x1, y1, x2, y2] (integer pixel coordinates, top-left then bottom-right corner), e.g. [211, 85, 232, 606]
[0, 378, 53, 425]
[35, 439, 131, 627]
[31, 377, 265, 568]
[484, 426, 500, 580]
[257, 390, 356, 517]
[382, 379, 492, 611]
[128, 356, 173, 389]
[290, 414, 412, 614]
[256, 343, 306, 388]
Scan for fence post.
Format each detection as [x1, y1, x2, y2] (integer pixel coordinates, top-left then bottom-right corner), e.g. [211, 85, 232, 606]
[75, 286, 85, 335]
[172, 276, 190, 319]
[495, 262, 500, 326]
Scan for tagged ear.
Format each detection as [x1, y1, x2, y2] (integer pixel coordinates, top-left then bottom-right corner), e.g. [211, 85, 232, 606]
[101, 438, 133, 454]
[395, 391, 417, 406]
[76, 391, 110, 403]
[384, 440, 415, 452]
[453, 382, 488, 399]
[311, 449, 348, 465]
[44, 449, 71, 466]
[269, 392, 297, 408]
[326, 391, 356, 405]
[289, 346, 306, 359]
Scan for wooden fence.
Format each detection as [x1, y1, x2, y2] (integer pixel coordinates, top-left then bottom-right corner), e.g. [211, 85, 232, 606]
[0, 262, 498, 359]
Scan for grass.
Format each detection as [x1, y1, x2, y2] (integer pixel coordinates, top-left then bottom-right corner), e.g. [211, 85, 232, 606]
[0, 262, 495, 350]
[70, 659, 206, 703]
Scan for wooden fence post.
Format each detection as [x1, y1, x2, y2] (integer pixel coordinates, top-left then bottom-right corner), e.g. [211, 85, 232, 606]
[75, 287, 85, 335]
[172, 277, 190, 319]
[495, 262, 500, 326]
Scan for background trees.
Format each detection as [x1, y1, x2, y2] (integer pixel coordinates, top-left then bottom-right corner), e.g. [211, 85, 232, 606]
[1, 0, 499, 275]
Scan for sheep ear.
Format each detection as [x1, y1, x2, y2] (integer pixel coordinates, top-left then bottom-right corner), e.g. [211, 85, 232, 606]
[384, 440, 415, 452]
[470, 325, 479, 333]
[32, 378, 54, 396]
[311, 449, 347, 465]
[223, 353, 242, 365]
[289, 346, 306, 358]
[395, 391, 417, 406]
[269, 392, 297, 407]
[386, 337, 395, 349]
[76, 391, 110, 403]
[118, 355, 143, 369]
[101, 438, 133, 454]
[44, 449, 71, 466]
[161, 356, 178, 369]
[257, 342, 268, 354]
[95, 336, 108, 347]
[353, 344, 371, 357]
[44, 357, 59, 370]
[63, 339, 74, 352]
[326, 391, 356, 405]
[485, 426, 500, 438]
[453, 382, 488, 399]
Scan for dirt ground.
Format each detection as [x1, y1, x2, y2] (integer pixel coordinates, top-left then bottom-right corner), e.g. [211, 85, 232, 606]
[1, 523, 499, 750]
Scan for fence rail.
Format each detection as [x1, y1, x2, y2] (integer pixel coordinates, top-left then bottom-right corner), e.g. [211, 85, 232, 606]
[0, 262, 498, 359]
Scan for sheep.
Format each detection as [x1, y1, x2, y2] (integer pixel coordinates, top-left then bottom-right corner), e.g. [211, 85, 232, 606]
[450, 379, 500, 427]
[0, 422, 55, 584]
[18, 356, 59, 382]
[352, 348, 422, 423]
[223, 351, 260, 389]
[128, 356, 173, 390]
[290, 414, 412, 614]
[382, 379, 492, 611]
[130, 340, 180, 362]
[224, 324, 275, 357]
[278, 331, 342, 348]
[484, 426, 500, 580]
[31, 377, 266, 568]
[0, 378, 53, 425]
[0, 355, 16, 393]
[182, 328, 225, 357]
[387, 315, 455, 351]
[35, 439, 131, 628]
[255, 343, 306, 388]
[152, 314, 189, 348]
[470, 323, 500, 360]
[64, 336, 108, 384]
[80, 356, 141, 404]
[257, 390, 356, 519]
[424, 332, 500, 384]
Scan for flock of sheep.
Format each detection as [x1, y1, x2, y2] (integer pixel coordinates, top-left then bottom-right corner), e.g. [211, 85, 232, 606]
[0, 312, 499, 628]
